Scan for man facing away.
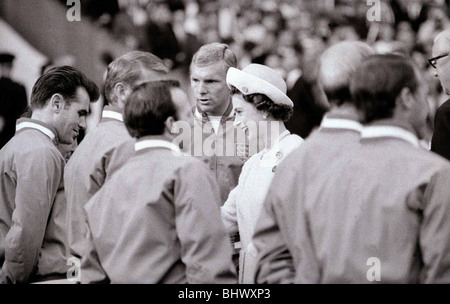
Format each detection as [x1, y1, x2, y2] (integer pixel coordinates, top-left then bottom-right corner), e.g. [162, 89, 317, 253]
[252, 41, 375, 283]
[81, 81, 237, 283]
[0, 66, 99, 283]
[64, 51, 169, 262]
[255, 54, 450, 283]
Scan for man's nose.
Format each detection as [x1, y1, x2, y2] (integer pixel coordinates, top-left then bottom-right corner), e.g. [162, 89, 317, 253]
[197, 81, 207, 94]
[79, 116, 87, 130]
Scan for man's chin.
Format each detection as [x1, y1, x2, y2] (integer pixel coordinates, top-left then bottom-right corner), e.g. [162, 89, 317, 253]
[60, 138, 74, 145]
[197, 103, 210, 111]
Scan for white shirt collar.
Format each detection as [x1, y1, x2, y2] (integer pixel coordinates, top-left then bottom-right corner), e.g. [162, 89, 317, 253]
[194, 107, 202, 119]
[135, 139, 182, 155]
[361, 126, 420, 148]
[15, 121, 56, 141]
[320, 117, 363, 133]
[102, 110, 123, 122]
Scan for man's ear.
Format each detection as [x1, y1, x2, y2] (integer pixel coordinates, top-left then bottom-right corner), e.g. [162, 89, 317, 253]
[50, 93, 65, 113]
[397, 87, 414, 110]
[164, 116, 175, 134]
[113, 82, 126, 97]
[114, 82, 131, 107]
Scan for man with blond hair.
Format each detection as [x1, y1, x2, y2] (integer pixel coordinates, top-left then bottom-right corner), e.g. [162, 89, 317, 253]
[189, 43, 248, 204]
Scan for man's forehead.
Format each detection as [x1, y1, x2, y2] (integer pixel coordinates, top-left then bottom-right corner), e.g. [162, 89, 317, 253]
[190, 62, 226, 78]
[433, 31, 450, 56]
[73, 87, 91, 109]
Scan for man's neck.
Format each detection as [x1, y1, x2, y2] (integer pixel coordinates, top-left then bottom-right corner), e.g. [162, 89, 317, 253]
[327, 103, 362, 121]
[138, 133, 173, 142]
[30, 109, 51, 124]
[368, 117, 417, 136]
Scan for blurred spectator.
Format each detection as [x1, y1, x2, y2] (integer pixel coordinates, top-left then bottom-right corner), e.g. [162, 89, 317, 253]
[82, 0, 120, 29]
[143, 0, 182, 69]
[0, 53, 27, 148]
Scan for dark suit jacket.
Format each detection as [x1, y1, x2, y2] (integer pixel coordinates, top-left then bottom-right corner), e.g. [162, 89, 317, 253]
[285, 77, 327, 139]
[0, 77, 28, 148]
[431, 99, 450, 161]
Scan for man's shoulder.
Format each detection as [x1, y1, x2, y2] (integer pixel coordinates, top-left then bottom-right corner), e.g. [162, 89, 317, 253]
[418, 148, 450, 171]
[85, 120, 129, 140]
[385, 141, 450, 178]
[69, 123, 131, 163]
[436, 99, 450, 115]
[169, 153, 211, 176]
[3, 132, 63, 164]
[292, 129, 358, 155]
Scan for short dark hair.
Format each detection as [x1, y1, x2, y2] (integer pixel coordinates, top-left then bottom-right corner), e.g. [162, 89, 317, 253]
[104, 51, 169, 105]
[230, 86, 293, 122]
[124, 81, 177, 138]
[30, 65, 99, 110]
[350, 54, 419, 123]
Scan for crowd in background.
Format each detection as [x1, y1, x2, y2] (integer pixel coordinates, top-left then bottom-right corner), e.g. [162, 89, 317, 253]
[54, 0, 450, 139]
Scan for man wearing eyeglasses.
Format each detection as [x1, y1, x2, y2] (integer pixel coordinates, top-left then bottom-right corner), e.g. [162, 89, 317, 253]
[429, 28, 450, 161]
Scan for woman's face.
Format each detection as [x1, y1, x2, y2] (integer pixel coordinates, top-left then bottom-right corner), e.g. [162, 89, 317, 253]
[232, 94, 265, 149]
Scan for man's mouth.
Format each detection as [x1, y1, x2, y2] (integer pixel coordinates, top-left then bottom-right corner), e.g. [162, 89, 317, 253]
[198, 99, 210, 105]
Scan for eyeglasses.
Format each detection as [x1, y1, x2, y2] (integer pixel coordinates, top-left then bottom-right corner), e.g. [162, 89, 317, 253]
[428, 53, 450, 69]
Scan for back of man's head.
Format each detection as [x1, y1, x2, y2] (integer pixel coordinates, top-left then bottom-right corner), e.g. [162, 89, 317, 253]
[190, 43, 237, 74]
[104, 51, 169, 105]
[350, 54, 419, 123]
[319, 41, 375, 106]
[124, 81, 178, 138]
[31, 65, 99, 110]
[432, 28, 450, 56]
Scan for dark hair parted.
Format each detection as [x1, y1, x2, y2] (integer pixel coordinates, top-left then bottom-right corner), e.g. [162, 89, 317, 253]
[124, 81, 177, 138]
[350, 54, 418, 123]
[230, 86, 293, 122]
[31, 65, 99, 110]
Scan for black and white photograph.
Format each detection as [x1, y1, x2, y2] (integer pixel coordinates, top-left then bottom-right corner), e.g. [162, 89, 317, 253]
[0, 0, 449, 295]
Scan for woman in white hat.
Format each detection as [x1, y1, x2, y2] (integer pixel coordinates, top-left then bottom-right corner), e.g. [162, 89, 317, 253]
[221, 63, 303, 283]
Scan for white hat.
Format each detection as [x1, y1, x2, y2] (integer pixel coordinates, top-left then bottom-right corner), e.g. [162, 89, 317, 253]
[226, 64, 294, 107]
